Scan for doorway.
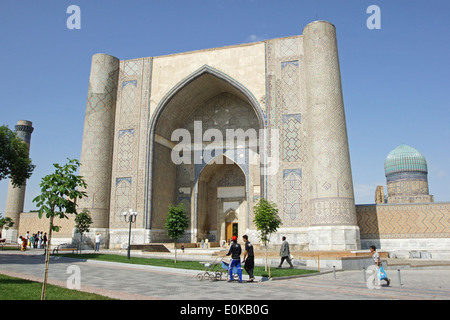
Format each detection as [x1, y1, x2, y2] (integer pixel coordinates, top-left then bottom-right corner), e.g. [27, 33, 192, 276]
[226, 222, 238, 242]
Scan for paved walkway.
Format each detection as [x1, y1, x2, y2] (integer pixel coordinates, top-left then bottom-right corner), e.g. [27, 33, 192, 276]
[1, 250, 450, 301]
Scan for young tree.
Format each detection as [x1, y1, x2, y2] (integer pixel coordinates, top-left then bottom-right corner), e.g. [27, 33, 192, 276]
[32, 158, 87, 300]
[165, 203, 189, 264]
[74, 209, 93, 254]
[0, 217, 14, 238]
[0, 125, 35, 187]
[253, 198, 282, 277]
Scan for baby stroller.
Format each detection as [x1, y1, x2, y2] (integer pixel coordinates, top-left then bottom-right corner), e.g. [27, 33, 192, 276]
[221, 259, 240, 281]
[197, 256, 227, 282]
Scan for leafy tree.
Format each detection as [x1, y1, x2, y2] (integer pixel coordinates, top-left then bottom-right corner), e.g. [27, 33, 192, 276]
[32, 158, 87, 300]
[74, 209, 93, 254]
[253, 198, 282, 276]
[165, 203, 189, 264]
[0, 125, 35, 187]
[0, 217, 14, 237]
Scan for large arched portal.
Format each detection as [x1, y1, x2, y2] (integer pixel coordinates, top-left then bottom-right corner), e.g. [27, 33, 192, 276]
[147, 66, 264, 243]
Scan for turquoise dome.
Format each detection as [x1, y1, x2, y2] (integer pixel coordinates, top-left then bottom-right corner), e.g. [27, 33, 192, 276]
[384, 144, 428, 177]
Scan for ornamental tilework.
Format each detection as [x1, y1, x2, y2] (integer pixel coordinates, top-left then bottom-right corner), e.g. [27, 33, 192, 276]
[310, 198, 356, 226]
[117, 129, 134, 172]
[282, 114, 301, 162]
[281, 37, 300, 58]
[120, 81, 138, 126]
[123, 60, 143, 77]
[114, 177, 133, 224]
[283, 169, 302, 222]
[109, 57, 152, 230]
[281, 61, 300, 112]
[78, 55, 119, 225]
[303, 21, 356, 227]
[357, 204, 450, 239]
[265, 36, 304, 209]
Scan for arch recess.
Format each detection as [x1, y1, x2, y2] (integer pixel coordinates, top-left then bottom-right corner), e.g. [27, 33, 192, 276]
[149, 65, 265, 134]
[145, 65, 264, 241]
[196, 154, 247, 242]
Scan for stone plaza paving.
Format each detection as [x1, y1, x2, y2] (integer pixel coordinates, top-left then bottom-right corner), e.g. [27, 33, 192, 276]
[1, 250, 450, 301]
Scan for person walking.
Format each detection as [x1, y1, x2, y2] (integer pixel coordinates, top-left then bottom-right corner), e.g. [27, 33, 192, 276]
[242, 235, 255, 282]
[370, 245, 390, 286]
[225, 236, 243, 283]
[43, 233, 47, 249]
[34, 232, 38, 248]
[38, 232, 43, 249]
[278, 236, 294, 268]
[25, 231, 29, 248]
[95, 233, 102, 252]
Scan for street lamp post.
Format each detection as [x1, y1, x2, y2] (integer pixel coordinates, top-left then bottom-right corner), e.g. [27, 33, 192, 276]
[123, 209, 137, 259]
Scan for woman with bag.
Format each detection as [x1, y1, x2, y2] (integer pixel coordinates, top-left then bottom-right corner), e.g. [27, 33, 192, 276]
[370, 245, 390, 286]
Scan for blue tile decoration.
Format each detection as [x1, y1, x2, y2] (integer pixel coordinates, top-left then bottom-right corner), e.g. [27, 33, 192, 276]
[122, 80, 137, 88]
[282, 114, 302, 162]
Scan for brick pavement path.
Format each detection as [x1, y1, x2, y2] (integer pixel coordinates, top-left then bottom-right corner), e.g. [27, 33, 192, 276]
[1, 252, 449, 301]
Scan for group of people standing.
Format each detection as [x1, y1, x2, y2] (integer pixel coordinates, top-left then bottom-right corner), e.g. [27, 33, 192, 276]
[18, 231, 47, 251]
[224, 235, 294, 283]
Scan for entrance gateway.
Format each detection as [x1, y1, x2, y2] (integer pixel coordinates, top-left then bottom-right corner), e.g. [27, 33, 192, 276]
[74, 20, 361, 251]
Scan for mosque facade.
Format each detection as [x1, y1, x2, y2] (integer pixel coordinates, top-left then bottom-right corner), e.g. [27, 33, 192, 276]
[3, 21, 449, 256]
[73, 20, 360, 251]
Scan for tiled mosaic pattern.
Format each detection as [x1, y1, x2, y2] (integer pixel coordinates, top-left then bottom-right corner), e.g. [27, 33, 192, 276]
[384, 144, 428, 176]
[120, 81, 138, 126]
[283, 169, 302, 221]
[357, 203, 450, 239]
[110, 58, 153, 229]
[387, 180, 431, 199]
[303, 21, 356, 226]
[265, 36, 307, 227]
[114, 177, 132, 223]
[282, 114, 302, 162]
[117, 130, 134, 172]
[78, 54, 119, 228]
[281, 61, 300, 111]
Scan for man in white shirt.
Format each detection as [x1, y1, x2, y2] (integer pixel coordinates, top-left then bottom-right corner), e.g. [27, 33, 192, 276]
[95, 233, 102, 252]
[370, 245, 390, 286]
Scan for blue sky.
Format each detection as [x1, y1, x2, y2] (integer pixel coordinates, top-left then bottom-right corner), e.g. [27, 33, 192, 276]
[1, 0, 449, 213]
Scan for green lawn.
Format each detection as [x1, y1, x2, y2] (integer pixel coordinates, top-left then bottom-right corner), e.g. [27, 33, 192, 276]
[59, 253, 318, 278]
[0, 246, 21, 251]
[0, 273, 115, 300]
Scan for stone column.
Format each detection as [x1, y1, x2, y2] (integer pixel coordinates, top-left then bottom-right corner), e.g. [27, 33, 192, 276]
[78, 54, 119, 241]
[303, 21, 360, 250]
[4, 120, 34, 242]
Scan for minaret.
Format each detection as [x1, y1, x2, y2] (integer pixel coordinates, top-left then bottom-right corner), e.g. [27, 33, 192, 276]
[4, 120, 34, 242]
[78, 54, 119, 240]
[303, 21, 360, 250]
